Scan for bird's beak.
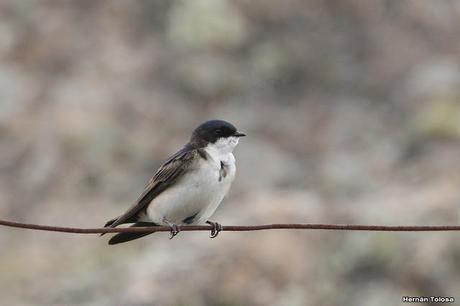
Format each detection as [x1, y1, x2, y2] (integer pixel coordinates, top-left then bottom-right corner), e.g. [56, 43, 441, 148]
[234, 131, 246, 137]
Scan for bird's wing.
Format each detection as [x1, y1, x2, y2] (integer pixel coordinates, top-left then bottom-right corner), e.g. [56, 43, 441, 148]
[107, 146, 201, 228]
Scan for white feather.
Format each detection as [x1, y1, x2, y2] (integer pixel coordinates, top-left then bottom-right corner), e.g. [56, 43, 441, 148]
[145, 136, 239, 225]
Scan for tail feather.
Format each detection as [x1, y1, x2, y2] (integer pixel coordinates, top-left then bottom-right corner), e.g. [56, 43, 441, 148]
[100, 217, 118, 237]
[108, 222, 158, 245]
[104, 218, 117, 227]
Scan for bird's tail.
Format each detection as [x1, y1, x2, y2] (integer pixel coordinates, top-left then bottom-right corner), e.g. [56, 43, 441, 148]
[108, 222, 158, 245]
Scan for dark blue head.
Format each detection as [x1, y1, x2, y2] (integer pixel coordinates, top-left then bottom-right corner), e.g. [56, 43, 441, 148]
[191, 120, 246, 146]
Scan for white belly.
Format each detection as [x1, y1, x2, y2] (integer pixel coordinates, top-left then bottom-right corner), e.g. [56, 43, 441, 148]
[146, 152, 236, 225]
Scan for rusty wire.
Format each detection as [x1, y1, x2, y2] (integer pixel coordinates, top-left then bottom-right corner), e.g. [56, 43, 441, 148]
[1, 218, 460, 235]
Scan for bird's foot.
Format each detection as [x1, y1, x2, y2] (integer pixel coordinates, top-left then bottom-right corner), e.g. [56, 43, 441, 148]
[168, 224, 181, 239]
[206, 221, 223, 238]
[163, 220, 181, 239]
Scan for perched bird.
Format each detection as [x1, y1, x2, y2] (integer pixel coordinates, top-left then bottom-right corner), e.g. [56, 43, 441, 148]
[103, 120, 245, 245]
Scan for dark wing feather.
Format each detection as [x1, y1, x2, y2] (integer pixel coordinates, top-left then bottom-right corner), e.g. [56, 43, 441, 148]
[108, 222, 158, 245]
[106, 145, 199, 228]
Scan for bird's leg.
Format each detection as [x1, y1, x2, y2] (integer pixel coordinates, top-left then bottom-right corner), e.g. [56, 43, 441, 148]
[206, 220, 223, 238]
[163, 219, 181, 239]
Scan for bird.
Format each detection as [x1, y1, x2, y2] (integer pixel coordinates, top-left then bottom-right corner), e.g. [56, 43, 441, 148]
[102, 119, 245, 245]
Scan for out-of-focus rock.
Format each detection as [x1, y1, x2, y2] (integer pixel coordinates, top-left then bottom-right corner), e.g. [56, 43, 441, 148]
[411, 94, 460, 139]
[167, 0, 249, 50]
[0, 65, 36, 123]
[406, 60, 460, 99]
[172, 55, 243, 99]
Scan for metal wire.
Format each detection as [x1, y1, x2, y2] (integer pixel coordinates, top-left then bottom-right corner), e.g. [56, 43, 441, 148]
[1, 218, 460, 235]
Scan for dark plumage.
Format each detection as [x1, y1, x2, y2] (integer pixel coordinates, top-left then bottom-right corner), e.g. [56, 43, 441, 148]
[108, 222, 158, 245]
[190, 120, 244, 147]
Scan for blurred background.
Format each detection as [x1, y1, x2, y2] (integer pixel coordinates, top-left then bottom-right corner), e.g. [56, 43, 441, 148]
[1, 1, 460, 305]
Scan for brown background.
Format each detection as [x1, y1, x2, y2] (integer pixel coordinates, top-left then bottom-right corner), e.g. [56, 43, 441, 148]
[0, 1, 460, 305]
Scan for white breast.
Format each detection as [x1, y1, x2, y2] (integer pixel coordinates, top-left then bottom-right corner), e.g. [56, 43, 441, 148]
[146, 139, 237, 225]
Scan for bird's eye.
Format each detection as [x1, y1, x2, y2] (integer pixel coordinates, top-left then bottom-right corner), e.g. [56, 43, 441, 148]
[214, 129, 222, 135]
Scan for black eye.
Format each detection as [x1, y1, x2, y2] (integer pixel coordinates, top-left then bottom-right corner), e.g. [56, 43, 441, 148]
[214, 129, 222, 135]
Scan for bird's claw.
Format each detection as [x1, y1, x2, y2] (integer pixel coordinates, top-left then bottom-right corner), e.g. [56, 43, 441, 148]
[169, 224, 181, 239]
[207, 221, 223, 238]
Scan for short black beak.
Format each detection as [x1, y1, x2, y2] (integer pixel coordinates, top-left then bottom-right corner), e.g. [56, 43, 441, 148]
[234, 131, 246, 137]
